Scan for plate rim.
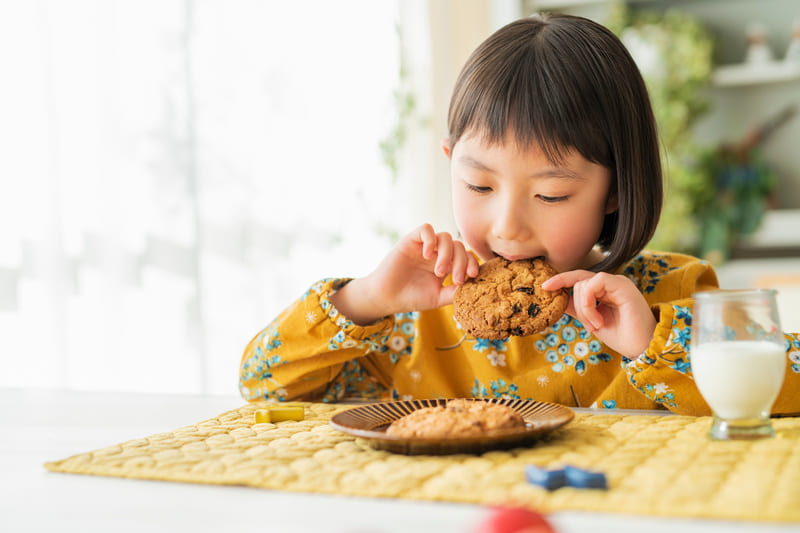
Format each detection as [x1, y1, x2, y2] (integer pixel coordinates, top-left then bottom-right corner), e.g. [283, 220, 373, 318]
[328, 398, 574, 444]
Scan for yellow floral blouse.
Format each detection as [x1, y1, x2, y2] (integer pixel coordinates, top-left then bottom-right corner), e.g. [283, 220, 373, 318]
[239, 251, 800, 416]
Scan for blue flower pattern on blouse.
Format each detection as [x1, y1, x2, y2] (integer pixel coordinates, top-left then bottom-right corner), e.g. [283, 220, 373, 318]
[241, 256, 800, 412]
[384, 312, 418, 363]
[469, 313, 616, 405]
[473, 338, 509, 353]
[788, 335, 800, 374]
[322, 359, 385, 403]
[622, 253, 677, 294]
[239, 329, 286, 400]
[623, 300, 695, 408]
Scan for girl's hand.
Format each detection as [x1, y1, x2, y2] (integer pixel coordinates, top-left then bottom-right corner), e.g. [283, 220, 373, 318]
[329, 224, 480, 325]
[542, 271, 656, 359]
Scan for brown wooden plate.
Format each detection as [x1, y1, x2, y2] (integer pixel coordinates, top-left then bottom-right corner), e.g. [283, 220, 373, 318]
[329, 398, 574, 455]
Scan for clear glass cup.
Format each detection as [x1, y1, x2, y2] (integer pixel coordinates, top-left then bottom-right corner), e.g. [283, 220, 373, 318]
[691, 289, 785, 440]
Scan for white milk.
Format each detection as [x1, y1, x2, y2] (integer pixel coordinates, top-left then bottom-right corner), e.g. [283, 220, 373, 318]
[691, 340, 786, 420]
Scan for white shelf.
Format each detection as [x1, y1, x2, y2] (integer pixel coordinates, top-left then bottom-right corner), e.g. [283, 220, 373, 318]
[712, 61, 800, 87]
[736, 209, 800, 248]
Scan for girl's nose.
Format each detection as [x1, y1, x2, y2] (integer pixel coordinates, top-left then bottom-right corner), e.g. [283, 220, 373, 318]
[492, 197, 532, 242]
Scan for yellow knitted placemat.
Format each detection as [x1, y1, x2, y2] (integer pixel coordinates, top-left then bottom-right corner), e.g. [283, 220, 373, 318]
[45, 402, 800, 523]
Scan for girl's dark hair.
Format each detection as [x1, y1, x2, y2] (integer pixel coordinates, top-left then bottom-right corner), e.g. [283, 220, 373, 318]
[447, 13, 662, 273]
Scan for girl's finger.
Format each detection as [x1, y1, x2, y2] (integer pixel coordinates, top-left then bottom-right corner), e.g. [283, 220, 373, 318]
[433, 232, 454, 277]
[467, 253, 480, 278]
[438, 283, 459, 307]
[541, 269, 595, 291]
[569, 281, 591, 330]
[415, 224, 437, 259]
[573, 278, 605, 330]
[450, 241, 468, 284]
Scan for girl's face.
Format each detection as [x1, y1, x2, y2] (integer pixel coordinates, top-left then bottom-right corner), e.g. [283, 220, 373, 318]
[445, 129, 617, 273]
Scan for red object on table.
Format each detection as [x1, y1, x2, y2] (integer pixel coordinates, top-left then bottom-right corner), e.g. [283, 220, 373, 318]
[473, 506, 557, 533]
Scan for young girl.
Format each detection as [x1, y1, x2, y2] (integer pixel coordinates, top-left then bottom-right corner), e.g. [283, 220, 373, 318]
[239, 14, 800, 415]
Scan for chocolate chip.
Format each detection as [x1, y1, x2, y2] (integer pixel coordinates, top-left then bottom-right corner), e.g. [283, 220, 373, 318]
[512, 304, 521, 314]
[528, 303, 540, 317]
[510, 327, 525, 336]
[515, 287, 534, 294]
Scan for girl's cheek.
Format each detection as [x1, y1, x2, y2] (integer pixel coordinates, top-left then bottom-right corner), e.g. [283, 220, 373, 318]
[456, 221, 483, 256]
[452, 198, 474, 238]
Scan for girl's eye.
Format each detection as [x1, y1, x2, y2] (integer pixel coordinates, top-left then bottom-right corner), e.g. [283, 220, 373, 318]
[465, 183, 492, 194]
[537, 194, 568, 203]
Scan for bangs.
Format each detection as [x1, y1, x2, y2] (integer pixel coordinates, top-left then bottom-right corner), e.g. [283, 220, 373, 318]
[448, 17, 612, 168]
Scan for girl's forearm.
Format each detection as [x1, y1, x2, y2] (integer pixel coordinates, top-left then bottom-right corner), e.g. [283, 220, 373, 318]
[328, 277, 391, 326]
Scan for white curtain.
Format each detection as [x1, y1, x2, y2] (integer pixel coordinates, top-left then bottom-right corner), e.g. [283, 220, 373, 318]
[0, 0, 420, 394]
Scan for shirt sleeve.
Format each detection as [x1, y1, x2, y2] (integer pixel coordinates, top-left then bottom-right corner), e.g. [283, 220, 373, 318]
[776, 333, 800, 415]
[622, 254, 800, 416]
[622, 254, 718, 415]
[238, 278, 395, 402]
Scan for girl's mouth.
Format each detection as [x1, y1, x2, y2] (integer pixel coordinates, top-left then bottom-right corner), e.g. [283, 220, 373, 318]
[493, 251, 545, 262]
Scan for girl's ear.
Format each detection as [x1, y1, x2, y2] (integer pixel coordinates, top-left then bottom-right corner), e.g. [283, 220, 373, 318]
[605, 189, 619, 214]
[441, 138, 452, 159]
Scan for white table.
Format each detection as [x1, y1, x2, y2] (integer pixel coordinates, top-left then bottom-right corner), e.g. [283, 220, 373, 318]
[1, 388, 796, 533]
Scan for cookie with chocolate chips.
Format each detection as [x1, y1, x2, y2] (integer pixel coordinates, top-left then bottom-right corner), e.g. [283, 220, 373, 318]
[453, 257, 568, 340]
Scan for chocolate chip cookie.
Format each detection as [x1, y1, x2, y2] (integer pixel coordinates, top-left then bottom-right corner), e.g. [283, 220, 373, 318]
[453, 257, 568, 340]
[385, 399, 525, 438]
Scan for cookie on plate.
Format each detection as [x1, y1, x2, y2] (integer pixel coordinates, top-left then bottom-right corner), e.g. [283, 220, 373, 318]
[453, 257, 568, 340]
[385, 399, 525, 439]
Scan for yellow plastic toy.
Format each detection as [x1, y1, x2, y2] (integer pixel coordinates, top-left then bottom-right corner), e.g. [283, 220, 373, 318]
[254, 404, 304, 424]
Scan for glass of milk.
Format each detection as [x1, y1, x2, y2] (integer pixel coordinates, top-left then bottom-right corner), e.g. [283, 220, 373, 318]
[691, 289, 785, 440]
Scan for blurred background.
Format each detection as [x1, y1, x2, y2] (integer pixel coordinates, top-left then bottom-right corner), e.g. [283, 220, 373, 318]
[1, 0, 799, 396]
